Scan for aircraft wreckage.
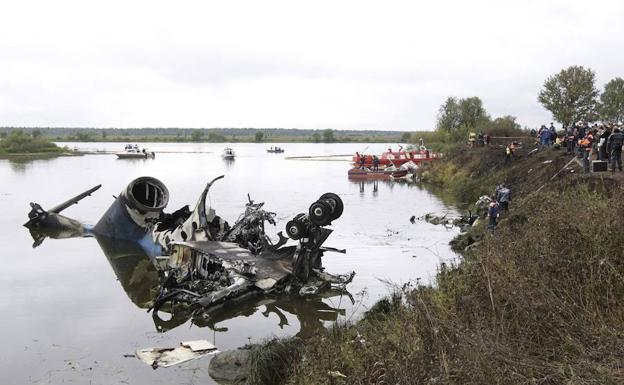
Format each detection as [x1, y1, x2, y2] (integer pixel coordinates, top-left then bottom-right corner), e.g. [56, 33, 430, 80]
[24, 176, 355, 313]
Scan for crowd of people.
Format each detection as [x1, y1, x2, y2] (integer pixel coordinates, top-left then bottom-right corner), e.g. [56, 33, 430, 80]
[472, 121, 623, 232]
[468, 131, 491, 147]
[532, 121, 624, 172]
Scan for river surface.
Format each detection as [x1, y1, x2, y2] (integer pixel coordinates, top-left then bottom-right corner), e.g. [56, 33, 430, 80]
[0, 142, 458, 385]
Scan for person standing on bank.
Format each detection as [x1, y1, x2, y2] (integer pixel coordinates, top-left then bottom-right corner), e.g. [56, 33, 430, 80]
[487, 198, 499, 231]
[607, 127, 624, 172]
[578, 131, 593, 173]
[566, 126, 575, 155]
[496, 184, 511, 211]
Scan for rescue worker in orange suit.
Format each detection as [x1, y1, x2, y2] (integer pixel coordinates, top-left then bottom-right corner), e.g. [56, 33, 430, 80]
[578, 132, 593, 173]
[607, 127, 624, 172]
[505, 143, 513, 162]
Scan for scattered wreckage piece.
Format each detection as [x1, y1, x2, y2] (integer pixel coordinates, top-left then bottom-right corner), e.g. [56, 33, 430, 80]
[23, 184, 101, 247]
[417, 192, 513, 233]
[136, 340, 218, 369]
[414, 211, 479, 231]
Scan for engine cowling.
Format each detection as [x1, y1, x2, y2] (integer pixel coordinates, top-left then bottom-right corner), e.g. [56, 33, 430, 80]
[93, 177, 169, 246]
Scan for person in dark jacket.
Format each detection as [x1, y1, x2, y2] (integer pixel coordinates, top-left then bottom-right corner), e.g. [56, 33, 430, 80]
[539, 125, 551, 146]
[607, 128, 624, 172]
[549, 123, 557, 144]
[372, 155, 380, 171]
[598, 126, 611, 161]
[495, 184, 511, 211]
[477, 132, 485, 146]
[565, 126, 575, 155]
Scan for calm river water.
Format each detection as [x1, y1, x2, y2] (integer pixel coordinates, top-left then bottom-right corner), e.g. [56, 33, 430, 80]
[0, 142, 458, 385]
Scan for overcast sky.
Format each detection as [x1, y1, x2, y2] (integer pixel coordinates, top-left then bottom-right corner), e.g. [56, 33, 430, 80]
[1, 0, 623, 130]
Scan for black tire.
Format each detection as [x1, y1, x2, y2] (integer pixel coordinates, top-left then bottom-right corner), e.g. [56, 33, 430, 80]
[309, 200, 332, 226]
[320, 192, 343, 220]
[286, 220, 306, 240]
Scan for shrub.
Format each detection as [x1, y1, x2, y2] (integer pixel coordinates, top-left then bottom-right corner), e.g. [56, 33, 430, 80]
[0, 130, 62, 153]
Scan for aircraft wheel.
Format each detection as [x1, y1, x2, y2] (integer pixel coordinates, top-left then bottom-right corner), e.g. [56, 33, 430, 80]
[320, 192, 343, 220]
[286, 219, 307, 240]
[309, 200, 332, 226]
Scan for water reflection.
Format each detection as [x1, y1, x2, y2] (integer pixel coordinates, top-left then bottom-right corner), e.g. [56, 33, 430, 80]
[6, 157, 47, 173]
[222, 158, 235, 169]
[351, 178, 420, 197]
[152, 291, 350, 338]
[95, 236, 161, 308]
[94, 234, 350, 338]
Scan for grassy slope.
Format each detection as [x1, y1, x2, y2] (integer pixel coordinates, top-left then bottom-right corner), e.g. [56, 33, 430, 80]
[247, 143, 624, 385]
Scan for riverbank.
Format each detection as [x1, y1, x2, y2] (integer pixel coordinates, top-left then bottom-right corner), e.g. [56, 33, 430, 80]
[242, 143, 624, 384]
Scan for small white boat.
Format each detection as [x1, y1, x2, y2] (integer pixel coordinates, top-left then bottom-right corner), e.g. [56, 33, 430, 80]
[116, 145, 155, 159]
[221, 147, 236, 160]
[267, 146, 285, 153]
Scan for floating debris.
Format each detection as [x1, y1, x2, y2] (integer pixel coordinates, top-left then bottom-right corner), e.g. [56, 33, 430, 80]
[136, 340, 218, 369]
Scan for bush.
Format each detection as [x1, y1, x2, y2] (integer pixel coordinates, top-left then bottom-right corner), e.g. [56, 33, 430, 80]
[248, 339, 302, 385]
[0, 130, 63, 153]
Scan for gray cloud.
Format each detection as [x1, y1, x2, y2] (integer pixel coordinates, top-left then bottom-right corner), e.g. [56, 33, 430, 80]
[0, 0, 622, 130]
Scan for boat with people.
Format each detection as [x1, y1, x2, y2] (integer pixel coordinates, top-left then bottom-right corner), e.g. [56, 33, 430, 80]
[352, 144, 440, 168]
[116, 144, 155, 159]
[222, 147, 236, 160]
[266, 146, 285, 153]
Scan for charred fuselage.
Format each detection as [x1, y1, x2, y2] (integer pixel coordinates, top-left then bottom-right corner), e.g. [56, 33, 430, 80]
[24, 176, 354, 314]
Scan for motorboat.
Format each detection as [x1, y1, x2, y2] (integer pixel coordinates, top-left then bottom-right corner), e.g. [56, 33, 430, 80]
[222, 147, 236, 160]
[347, 167, 409, 180]
[116, 145, 155, 159]
[267, 146, 285, 153]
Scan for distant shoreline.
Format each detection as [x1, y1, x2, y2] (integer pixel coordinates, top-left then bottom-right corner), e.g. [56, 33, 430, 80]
[1, 127, 413, 144]
[52, 138, 400, 144]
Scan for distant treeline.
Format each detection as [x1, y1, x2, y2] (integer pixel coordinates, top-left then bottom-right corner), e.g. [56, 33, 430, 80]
[0, 127, 412, 143]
